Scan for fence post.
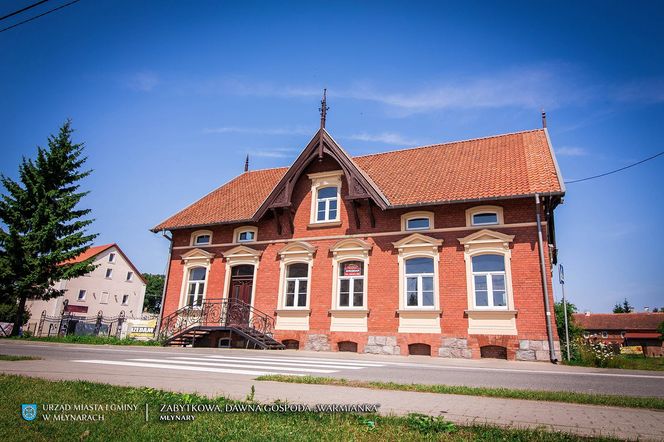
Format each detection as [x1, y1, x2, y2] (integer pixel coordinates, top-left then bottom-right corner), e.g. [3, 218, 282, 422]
[37, 311, 46, 337]
[116, 311, 125, 339]
[94, 311, 103, 336]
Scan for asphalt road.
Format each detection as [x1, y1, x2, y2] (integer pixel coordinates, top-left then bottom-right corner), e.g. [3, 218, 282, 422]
[1, 340, 663, 398]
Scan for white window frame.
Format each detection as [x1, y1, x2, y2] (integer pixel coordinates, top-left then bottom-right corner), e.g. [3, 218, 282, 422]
[185, 266, 207, 307]
[126, 271, 133, 282]
[401, 211, 434, 232]
[470, 254, 508, 310]
[190, 230, 213, 246]
[465, 205, 504, 227]
[108, 252, 116, 263]
[100, 292, 109, 304]
[77, 290, 86, 301]
[121, 294, 130, 306]
[404, 257, 436, 309]
[308, 170, 343, 225]
[105, 268, 113, 279]
[337, 260, 366, 309]
[283, 262, 310, 309]
[393, 233, 442, 312]
[233, 226, 258, 244]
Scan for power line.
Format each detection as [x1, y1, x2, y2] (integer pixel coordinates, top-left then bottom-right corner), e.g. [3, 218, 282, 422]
[0, 0, 80, 34]
[565, 151, 664, 184]
[0, 0, 50, 22]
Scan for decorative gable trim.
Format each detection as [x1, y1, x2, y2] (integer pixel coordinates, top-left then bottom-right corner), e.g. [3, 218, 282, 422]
[392, 233, 443, 252]
[458, 229, 514, 251]
[222, 245, 262, 259]
[330, 238, 372, 255]
[278, 241, 317, 258]
[180, 248, 215, 264]
[253, 129, 389, 221]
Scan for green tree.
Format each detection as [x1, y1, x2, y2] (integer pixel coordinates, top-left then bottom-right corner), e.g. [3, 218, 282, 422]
[0, 121, 97, 335]
[658, 321, 664, 341]
[554, 300, 584, 360]
[613, 298, 633, 313]
[142, 273, 164, 313]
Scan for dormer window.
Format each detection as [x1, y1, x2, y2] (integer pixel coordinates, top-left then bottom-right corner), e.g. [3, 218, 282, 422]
[233, 226, 258, 244]
[190, 230, 213, 246]
[401, 211, 434, 232]
[316, 186, 339, 222]
[466, 206, 504, 227]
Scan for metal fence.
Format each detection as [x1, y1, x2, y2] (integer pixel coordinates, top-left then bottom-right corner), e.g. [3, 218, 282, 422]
[34, 310, 126, 338]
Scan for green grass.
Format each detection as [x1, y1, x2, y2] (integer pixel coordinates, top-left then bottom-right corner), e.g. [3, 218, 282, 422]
[256, 375, 664, 410]
[10, 335, 160, 346]
[0, 374, 619, 441]
[566, 354, 664, 371]
[0, 354, 41, 361]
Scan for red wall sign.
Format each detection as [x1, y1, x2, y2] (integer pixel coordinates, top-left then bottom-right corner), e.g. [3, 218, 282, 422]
[343, 263, 362, 276]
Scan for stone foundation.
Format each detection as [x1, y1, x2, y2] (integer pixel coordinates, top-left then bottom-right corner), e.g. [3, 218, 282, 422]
[303, 333, 331, 351]
[438, 337, 472, 359]
[364, 335, 400, 355]
[516, 340, 562, 361]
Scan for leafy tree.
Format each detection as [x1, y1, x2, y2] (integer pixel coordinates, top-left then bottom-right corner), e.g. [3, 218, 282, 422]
[613, 298, 633, 313]
[142, 273, 164, 313]
[554, 300, 584, 360]
[0, 121, 97, 335]
[658, 321, 664, 341]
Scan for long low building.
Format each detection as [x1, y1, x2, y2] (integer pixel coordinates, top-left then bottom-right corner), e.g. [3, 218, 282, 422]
[152, 109, 565, 361]
[574, 312, 664, 357]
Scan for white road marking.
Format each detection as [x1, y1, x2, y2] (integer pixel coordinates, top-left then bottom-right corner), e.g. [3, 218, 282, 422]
[131, 358, 338, 374]
[171, 356, 364, 370]
[73, 359, 304, 377]
[202, 355, 385, 367]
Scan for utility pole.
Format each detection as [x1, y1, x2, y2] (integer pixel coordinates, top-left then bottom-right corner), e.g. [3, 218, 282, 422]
[559, 264, 570, 361]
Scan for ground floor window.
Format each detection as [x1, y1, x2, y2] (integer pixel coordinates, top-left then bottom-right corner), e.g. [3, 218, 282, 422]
[405, 257, 434, 307]
[471, 254, 507, 309]
[284, 263, 308, 307]
[186, 267, 207, 306]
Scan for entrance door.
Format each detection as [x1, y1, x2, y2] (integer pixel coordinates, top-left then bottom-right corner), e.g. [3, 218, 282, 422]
[228, 265, 254, 326]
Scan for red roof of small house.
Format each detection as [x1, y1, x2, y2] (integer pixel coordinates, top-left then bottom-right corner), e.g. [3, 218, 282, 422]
[573, 313, 664, 332]
[624, 332, 661, 339]
[152, 128, 564, 231]
[61, 243, 147, 285]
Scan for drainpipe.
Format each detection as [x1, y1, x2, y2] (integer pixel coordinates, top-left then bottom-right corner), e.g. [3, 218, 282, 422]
[535, 194, 557, 363]
[154, 230, 173, 337]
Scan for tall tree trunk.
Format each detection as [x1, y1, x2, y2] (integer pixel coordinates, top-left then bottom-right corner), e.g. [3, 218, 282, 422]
[10, 295, 27, 337]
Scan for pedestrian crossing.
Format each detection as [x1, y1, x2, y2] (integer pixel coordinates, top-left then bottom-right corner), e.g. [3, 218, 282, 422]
[74, 354, 388, 377]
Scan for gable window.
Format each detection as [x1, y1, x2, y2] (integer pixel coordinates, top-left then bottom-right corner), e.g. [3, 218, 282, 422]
[316, 186, 339, 222]
[472, 213, 499, 226]
[284, 263, 308, 308]
[121, 294, 130, 306]
[195, 234, 211, 245]
[190, 230, 213, 246]
[126, 271, 133, 281]
[186, 267, 207, 307]
[108, 253, 116, 263]
[105, 268, 113, 279]
[471, 254, 507, 309]
[77, 290, 86, 301]
[405, 257, 435, 308]
[238, 230, 255, 242]
[233, 226, 258, 244]
[401, 211, 434, 232]
[338, 261, 365, 308]
[100, 292, 109, 304]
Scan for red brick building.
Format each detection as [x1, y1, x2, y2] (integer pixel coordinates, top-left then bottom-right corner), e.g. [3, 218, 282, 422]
[574, 312, 664, 357]
[153, 122, 564, 361]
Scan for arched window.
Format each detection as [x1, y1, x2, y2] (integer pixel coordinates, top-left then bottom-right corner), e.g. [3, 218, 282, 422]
[186, 267, 207, 306]
[190, 230, 213, 246]
[284, 263, 308, 307]
[405, 257, 434, 307]
[338, 261, 365, 308]
[472, 212, 499, 226]
[316, 186, 338, 222]
[471, 254, 506, 309]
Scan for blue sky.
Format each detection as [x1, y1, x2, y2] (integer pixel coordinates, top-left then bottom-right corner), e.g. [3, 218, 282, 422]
[1, 1, 663, 313]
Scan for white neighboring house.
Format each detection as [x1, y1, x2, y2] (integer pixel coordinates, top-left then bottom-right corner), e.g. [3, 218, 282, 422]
[26, 244, 147, 325]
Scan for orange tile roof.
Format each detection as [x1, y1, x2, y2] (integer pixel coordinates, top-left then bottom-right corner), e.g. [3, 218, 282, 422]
[573, 313, 664, 331]
[153, 129, 563, 231]
[62, 244, 115, 264]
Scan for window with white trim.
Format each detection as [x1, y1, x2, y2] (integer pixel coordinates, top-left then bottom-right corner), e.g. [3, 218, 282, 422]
[186, 267, 207, 307]
[405, 257, 435, 307]
[121, 294, 130, 306]
[472, 212, 499, 226]
[406, 217, 430, 230]
[77, 290, 86, 301]
[100, 292, 109, 304]
[471, 254, 507, 309]
[401, 211, 434, 232]
[338, 261, 365, 308]
[316, 186, 338, 222]
[238, 230, 255, 242]
[194, 234, 211, 245]
[105, 268, 113, 279]
[284, 263, 308, 308]
[126, 271, 133, 281]
[108, 253, 116, 263]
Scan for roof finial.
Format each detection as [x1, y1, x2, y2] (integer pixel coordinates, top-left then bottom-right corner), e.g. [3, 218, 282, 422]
[541, 109, 547, 128]
[244, 154, 249, 172]
[319, 88, 329, 129]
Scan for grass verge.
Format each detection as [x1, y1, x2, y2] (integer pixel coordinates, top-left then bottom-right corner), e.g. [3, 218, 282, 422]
[0, 354, 41, 361]
[566, 354, 664, 371]
[256, 375, 664, 410]
[10, 335, 160, 346]
[0, 373, 618, 441]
